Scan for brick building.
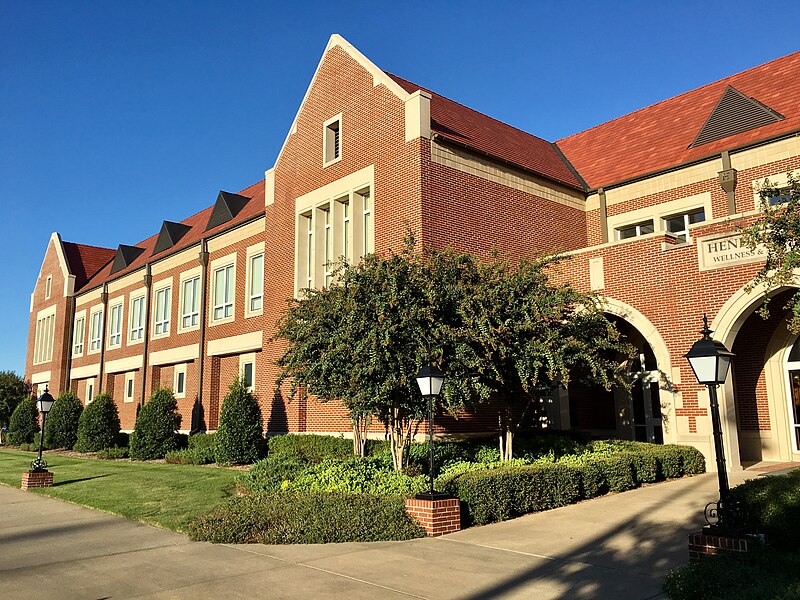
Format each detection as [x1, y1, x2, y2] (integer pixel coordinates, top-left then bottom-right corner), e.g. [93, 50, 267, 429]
[25, 36, 800, 470]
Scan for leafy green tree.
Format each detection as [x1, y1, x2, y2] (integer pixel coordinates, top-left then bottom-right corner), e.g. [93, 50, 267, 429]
[7, 397, 39, 446]
[44, 389, 83, 449]
[75, 392, 120, 452]
[741, 172, 800, 330]
[130, 388, 181, 460]
[215, 377, 263, 465]
[0, 371, 31, 433]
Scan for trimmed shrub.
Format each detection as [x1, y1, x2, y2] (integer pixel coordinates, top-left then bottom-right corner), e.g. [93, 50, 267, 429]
[7, 397, 38, 446]
[440, 463, 582, 525]
[576, 461, 606, 498]
[96, 446, 129, 460]
[165, 446, 216, 465]
[130, 388, 181, 460]
[188, 492, 425, 544]
[649, 445, 684, 479]
[284, 457, 427, 496]
[267, 433, 353, 464]
[215, 378, 263, 465]
[729, 468, 800, 551]
[238, 454, 310, 493]
[43, 390, 83, 449]
[75, 392, 120, 453]
[678, 446, 706, 475]
[188, 432, 217, 449]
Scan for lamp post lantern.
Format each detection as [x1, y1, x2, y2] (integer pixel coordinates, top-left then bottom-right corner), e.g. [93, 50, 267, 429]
[684, 315, 736, 529]
[32, 386, 55, 472]
[415, 364, 445, 498]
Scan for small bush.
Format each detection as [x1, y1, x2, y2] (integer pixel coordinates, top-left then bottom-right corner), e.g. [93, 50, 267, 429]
[43, 390, 83, 449]
[440, 462, 582, 525]
[188, 492, 425, 544]
[285, 457, 427, 496]
[7, 398, 38, 446]
[96, 446, 129, 460]
[215, 378, 263, 465]
[267, 433, 353, 464]
[165, 446, 216, 465]
[729, 468, 800, 551]
[590, 453, 637, 492]
[130, 388, 182, 460]
[238, 454, 309, 493]
[649, 445, 684, 479]
[75, 392, 121, 453]
[679, 446, 706, 475]
[188, 432, 217, 449]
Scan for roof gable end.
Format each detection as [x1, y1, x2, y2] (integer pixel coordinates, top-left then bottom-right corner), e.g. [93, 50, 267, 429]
[690, 85, 784, 148]
[153, 220, 192, 254]
[110, 245, 146, 275]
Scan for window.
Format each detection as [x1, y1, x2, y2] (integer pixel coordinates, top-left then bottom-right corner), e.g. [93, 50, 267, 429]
[323, 115, 341, 165]
[33, 308, 56, 365]
[341, 198, 351, 262]
[45, 275, 52, 300]
[130, 295, 145, 342]
[248, 252, 264, 313]
[302, 212, 313, 289]
[240, 353, 255, 392]
[321, 205, 332, 287]
[154, 286, 171, 336]
[663, 209, 705, 242]
[174, 364, 186, 398]
[86, 378, 95, 405]
[213, 264, 234, 321]
[73, 313, 85, 356]
[124, 372, 135, 403]
[108, 303, 123, 347]
[90, 309, 103, 352]
[182, 276, 200, 329]
[360, 189, 373, 255]
[617, 220, 654, 240]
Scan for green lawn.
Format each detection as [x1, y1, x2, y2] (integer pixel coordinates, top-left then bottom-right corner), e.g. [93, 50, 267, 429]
[0, 449, 239, 532]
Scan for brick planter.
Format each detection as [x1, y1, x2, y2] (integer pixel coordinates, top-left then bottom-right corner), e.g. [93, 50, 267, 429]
[21, 470, 54, 491]
[688, 528, 750, 561]
[405, 496, 460, 537]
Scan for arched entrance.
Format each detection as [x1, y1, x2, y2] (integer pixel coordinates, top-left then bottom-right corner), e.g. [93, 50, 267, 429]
[783, 339, 800, 452]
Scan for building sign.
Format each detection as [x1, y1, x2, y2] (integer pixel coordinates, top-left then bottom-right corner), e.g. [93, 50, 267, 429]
[697, 231, 766, 272]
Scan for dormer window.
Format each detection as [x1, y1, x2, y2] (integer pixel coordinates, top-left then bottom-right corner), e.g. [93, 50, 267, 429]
[323, 114, 342, 166]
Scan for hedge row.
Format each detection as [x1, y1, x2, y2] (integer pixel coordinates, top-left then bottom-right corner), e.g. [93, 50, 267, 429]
[188, 492, 425, 544]
[440, 444, 705, 525]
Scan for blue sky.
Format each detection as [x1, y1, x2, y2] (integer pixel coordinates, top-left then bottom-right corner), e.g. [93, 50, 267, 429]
[1, 0, 797, 374]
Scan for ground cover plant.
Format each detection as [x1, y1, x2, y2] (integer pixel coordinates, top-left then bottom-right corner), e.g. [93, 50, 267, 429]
[664, 468, 800, 600]
[0, 448, 238, 531]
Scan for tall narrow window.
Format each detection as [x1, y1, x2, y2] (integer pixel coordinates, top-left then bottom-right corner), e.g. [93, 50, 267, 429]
[249, 253, 263, 312]
[34, 311, 56, 365]
[322, 206, 332, 287]
[45, 275, 52, 300]
[182, 276, 200, 328]
[108, 303, 123, 347]
[130, 295, 145, 341]
[174, 364, 187, 398]
[86, 379, 95, 405]
[213, 264, 234, 320]
[154, 287, 171, 335]
[90, 310, 103, 352]
[324, 116, 341, 165]
[342, 199, 351, 262]
[361, 189, 373, 255]
[73, 314, 85, 356]
[124, 372, 135, 403]
[303, 213, 313, 289]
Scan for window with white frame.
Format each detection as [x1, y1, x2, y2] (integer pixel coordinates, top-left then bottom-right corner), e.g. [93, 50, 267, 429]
[129, 295, 145, 342]
[663, 208, 705, 242]
[359, 188, 373, 255]
[323, 115, 341, 165]
[73, 313, 85, 356]
[248, 251, 263, 313]
[213, 264, 234, 321]
[86, 378, 95, 405]
[33, 307, 56, 365]
[240, 353, 255, 392]
[341, 197, 351, 262]
[174, 363, 187, 398]
[108, 303, 123, 347]
[45, 275, 52, 300]
[153, 286, 171, 335]
[124, 372, 135, 403]
[301, 212, 313, 289]
[616, 220, 655, 240]
[181, 276, 200, 329]
[89, 309, 103, 352]
[321, 204, 333, 287]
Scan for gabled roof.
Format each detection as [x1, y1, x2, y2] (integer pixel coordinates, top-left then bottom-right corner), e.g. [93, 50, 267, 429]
[387, 73, 585, 190]
[556, 51, 800, 189]
[62, 242, 115, 290]
[78, 179, 264, 293]
[110, 245, 146, 274]
[154, 221, 192, 255]
[206, 191, 251, 231]
[691, 85, 783, 148]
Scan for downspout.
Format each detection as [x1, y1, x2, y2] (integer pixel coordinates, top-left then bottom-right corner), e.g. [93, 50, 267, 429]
[140, 265, 152, 409]
[719, 150, 738, 215]
[98, 283, 109, 392]
[197, 240, 209, 415]
[597, 187, 609, 244]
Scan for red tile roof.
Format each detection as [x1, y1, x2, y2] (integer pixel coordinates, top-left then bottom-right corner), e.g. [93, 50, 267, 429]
[556, 52, 800, 190]
[76, 179, 265, 293]
[387, 73, 585, 190]
[62, 242, 116, 290]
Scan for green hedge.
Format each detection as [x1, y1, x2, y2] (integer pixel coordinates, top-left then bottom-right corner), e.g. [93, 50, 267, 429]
[729, 468, 800, 551]
[7, 398, 38, 446]
[75, 393, 120, 453]
[165, 446, 216, 465]
[43, 390, 83, 449]
[188, 492, 425, 544]
[267, 433, 354, 464]
[188, 432, 216, 449]
[130, 388, 181, 460]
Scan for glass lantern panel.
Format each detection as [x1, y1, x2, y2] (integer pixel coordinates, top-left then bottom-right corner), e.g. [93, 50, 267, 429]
[716, 355, 732, 384]
[689, 355, 718, 384]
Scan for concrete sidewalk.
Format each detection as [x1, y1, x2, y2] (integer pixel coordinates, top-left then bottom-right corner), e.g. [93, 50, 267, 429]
[0, 469, 758, 599]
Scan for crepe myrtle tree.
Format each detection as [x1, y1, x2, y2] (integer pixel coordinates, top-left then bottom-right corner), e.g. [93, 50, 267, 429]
[741, 172, 800, 330]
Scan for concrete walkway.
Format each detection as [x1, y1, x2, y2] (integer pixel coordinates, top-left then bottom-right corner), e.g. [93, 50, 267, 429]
[0, 469, 763, 599]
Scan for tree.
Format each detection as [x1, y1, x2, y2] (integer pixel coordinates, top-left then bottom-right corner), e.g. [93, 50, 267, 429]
[44, 389, 83, 449]
[741, 172, 800, 330]
[0, 371, 31, 434]
[130, 388, 181, 460]
[7, 397, 38, 446]
[215, 377, 263, 465]
[75, 392, 121, 452]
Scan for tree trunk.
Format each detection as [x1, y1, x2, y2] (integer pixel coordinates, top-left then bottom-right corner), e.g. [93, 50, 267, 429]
[388, 407, 415, 471]
[498, 404, 514, 461]
[352, 414, 370, 457]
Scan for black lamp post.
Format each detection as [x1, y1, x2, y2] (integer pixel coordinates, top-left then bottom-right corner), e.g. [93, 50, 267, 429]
[684, 315, 736, 530]
[32, 386, 55, 472]
[415, 364, 445, 499]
